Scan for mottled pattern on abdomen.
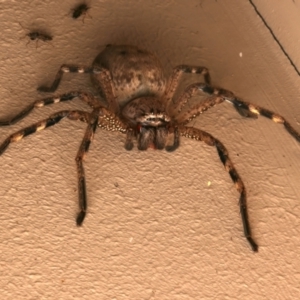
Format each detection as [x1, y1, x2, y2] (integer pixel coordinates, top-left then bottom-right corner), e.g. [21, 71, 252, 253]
[91, 45, 166, 109]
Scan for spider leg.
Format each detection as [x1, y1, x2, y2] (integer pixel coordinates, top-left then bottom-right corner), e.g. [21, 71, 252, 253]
[93, 68, 120, 115]
[0, 92, 99, 126]
[0, 109, 94, 224]
[38, 64, 118, 114]
[169, 83, 226, 119]
[0, 110, 91, 155]
[76, 108, 128, 223]
[176, 83, 300, 142]
[37, 64, 108, 93]
[164, 65, 211, 109]
[75, 109, 100, 225]
[227, 98, 300, 142]
[172, 83, 248, 122]
[179, 125, 258, 252]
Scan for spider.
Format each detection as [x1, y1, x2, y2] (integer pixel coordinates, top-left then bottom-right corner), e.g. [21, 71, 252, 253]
[1, 44, 299, 252]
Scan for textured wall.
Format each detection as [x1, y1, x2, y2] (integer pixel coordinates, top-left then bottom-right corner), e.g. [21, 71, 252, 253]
[0, 0, 300, 299]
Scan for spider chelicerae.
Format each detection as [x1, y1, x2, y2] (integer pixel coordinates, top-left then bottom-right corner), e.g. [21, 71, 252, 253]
[1, 44, 299, 252]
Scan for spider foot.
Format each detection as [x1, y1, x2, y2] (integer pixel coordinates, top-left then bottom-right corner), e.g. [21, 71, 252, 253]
[76, 211, 86, 226]
[247, 237, 258, 252]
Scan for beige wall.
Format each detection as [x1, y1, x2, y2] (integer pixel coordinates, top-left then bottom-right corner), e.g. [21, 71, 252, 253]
[0, 0, 300, 299]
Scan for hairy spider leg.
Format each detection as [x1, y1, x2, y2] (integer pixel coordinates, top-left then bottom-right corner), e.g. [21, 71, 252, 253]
[76, 107, 128, 223]
[164, 64, 211, 110]
[37, 65, 118, 114]
[175, 83, 300, 143]
[173, 82, 300, 251]
[0, 110, 91, 155]
[75, 106, 133, 225]
[162, 66, 211, 152]
[169, 84, 226, 119]
[76, 109, 99, 225]
[179, 126, 258, 252]
[37, 65, 105, 93]
[94, 68, 119, 115]
[228, 98, 300, 142]
[0, 92, 98, 126]
[0, 110, 94, 221]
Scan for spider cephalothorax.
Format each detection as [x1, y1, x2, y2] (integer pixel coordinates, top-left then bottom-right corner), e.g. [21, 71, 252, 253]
[1, 44, 299, 252]
[121, 96, 172, 150]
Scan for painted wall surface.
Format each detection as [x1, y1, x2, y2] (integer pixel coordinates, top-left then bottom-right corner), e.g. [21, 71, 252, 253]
[0, 0, 300, 299]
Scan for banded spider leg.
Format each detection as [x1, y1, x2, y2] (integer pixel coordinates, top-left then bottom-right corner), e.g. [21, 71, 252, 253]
[173, 82, 300, 251]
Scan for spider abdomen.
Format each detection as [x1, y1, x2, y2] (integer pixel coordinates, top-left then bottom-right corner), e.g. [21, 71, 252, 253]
[91, 45, 166, 109]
